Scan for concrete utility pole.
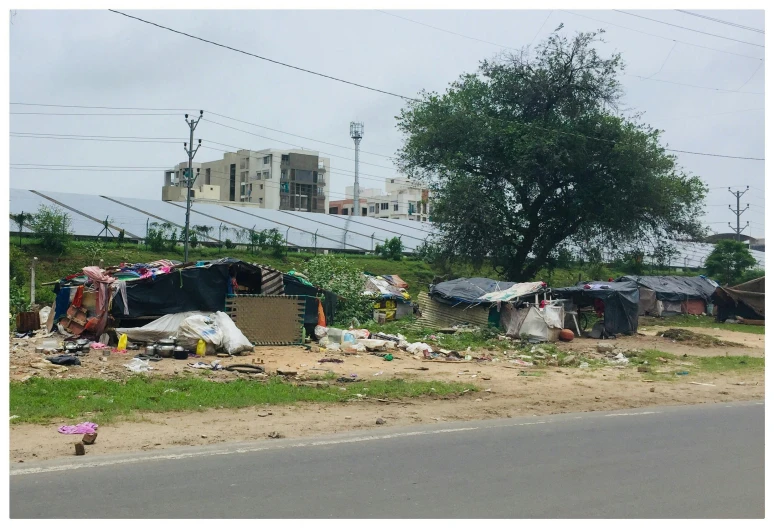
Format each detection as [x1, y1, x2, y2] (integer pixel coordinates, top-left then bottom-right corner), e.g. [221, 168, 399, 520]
[350, 122, 364, 216]
[183, 111, 204, 262]
[728, 186, 750, 242]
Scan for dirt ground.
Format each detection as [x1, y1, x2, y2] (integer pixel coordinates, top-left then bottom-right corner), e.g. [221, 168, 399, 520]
[9, 325, 765, 463]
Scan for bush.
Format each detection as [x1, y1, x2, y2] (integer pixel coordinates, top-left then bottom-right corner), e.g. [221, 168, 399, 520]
[224, 239, 235, 250]
[29, 205, 72, 253]
[303, 254, 376, 326]
[375, 237, 404, 261]
[705, 240, 757, 285]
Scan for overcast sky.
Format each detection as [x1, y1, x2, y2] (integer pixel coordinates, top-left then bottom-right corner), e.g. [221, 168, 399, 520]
[9, 9, 765, 238]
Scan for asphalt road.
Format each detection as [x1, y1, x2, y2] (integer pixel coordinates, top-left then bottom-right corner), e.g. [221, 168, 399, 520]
[10, 401, 764, 518]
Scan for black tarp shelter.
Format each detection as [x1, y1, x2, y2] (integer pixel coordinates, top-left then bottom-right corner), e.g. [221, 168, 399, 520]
[429, 278, 517, 306]
[616, 275, 717, 316]
[553, 281, 640, 336]
[712, 276, 764, 321]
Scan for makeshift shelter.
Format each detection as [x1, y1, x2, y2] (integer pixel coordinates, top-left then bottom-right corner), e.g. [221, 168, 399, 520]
[364, 273, 412, 321]
[616, 275, 718, 316]
[553, 282, 639, 336]
[419, 278, 560, 340]
[712, 276, 765, 323]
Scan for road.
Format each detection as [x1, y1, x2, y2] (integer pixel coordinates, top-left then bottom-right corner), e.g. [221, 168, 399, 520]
[10, 401, 764, 518]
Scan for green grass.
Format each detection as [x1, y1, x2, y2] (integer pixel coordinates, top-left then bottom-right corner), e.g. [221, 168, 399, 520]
[640, 315, 765, 335]
[9, 376, 476, 424]
[628, 349, 763, 379]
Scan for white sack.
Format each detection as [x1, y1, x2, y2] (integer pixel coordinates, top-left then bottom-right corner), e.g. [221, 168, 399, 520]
[213, 311, 254, 355]
[175, 314, 224, 349]
[116, 311, 210, 343]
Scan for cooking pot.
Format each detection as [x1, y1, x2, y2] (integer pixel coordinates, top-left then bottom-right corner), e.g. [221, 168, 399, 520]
[157, 345, 175, 358]
[76, 338, 90, 347]
[173, 346, 188, 360]
[158, 338, 175, 346]
[64, 342, 79, 351]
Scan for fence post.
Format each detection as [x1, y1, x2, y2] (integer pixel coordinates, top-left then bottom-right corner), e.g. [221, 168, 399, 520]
[30, 257, 38, 307]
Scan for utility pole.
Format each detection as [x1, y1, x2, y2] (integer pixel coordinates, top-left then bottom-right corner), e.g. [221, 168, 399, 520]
[728, 186, 750, 242]
[183, 110, 204, 262]
[350, 122, 364, 216]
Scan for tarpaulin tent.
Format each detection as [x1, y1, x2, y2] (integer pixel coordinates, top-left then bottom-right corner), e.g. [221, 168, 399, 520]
[616, 275, 718, 316]
[429, 278, 518, 306]
[553, 282, 640, 336]
[712, 276, 764, 322]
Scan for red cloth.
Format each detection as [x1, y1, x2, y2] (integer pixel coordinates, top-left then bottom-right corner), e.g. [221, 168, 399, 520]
[594, 299, 605, 318]
[72, 286, 84, 308]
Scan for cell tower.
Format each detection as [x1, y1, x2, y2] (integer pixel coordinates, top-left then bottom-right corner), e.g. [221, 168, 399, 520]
[350, 122, 364, 216]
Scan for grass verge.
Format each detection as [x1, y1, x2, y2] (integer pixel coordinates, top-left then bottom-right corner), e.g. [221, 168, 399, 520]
[10, 376, 476, 425]
[640, 315, 765, 335]
[629, 349, 763, 380]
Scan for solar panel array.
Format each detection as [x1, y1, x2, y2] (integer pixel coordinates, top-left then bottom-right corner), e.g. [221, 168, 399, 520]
[9, 188, 765, 268]
[8, 189, 436, 253]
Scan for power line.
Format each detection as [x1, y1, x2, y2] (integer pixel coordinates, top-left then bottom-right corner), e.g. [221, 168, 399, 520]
[560, 10, 764, 61]
[733, 62, 764, 92]
[11, 102, 398, 160]
[375, 10, 520, 51]
[109, 9, 419, 102]
[664, 149, 763, 161]
[641, 40, 677, 79]
[529, 11, 554, 47]
[625, 73, 763, 94]
[674, 10, 764, 34]
[10, 112, 179, 116]
[612, 10, 764, 48]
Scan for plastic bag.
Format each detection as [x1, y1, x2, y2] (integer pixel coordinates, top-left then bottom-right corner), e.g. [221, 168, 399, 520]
[117, 334, 128, 351]
[39, 306, 51, 327]
[406, 342, 433, 355]
[314, 325, 328, 339]
[176, 315, 223, 349]
[124, 358, 152, 372]
[196, 339, 206, 357]
[213, 312, 254, 355]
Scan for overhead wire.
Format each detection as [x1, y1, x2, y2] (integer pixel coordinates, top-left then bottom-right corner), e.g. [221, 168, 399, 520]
[108, 10, 419, 102]
[674, 10, 764, 34]
[612, 10, 765, 47]
[560, 10, 763, 61]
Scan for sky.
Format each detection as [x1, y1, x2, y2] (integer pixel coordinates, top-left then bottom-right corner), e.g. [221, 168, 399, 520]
[8, 9, 766, 238]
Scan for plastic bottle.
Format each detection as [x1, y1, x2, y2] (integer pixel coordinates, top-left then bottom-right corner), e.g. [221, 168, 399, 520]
[196, 339, 206, 357]
[117, 334, 128, 351]
[342, 331, 356, 344]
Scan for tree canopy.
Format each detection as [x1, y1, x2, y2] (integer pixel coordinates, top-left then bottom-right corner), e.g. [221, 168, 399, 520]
[705, 239, 757, 286]
[396, 31, 707, 281]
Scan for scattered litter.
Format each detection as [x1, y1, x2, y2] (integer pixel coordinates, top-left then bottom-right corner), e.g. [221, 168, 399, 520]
[579, 362, 590, 369]
[676, 371, 690, 376]
[319, 358, 344, 364]
[10, 415, 19, 421]
[58, 422, 98, 435]
[509, 359, 533, 367]
[689, 382, 715, 387]
[45, 355, 81, 366]
[373, 371, 383, 376]
[383, 354, 394, 361]
[609, 353, 629, 365]
[163, 389, 178, 394]
[124, 358, 153, 373]
[268, 431, 284, 439]
[406, 342, 433, 355]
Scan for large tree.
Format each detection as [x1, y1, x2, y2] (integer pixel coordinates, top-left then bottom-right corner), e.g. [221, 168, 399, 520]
[396, 31, 707, 281]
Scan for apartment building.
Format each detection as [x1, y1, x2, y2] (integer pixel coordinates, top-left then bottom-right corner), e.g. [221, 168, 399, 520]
[328, 177, 430, 221]
[162, 148, 330, 214]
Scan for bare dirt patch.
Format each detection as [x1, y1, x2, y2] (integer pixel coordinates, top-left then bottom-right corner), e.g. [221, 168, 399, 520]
[9, 330, 765, 463]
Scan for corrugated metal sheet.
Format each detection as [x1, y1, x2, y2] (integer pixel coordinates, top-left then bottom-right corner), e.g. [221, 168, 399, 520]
[409, 292, 490, 330]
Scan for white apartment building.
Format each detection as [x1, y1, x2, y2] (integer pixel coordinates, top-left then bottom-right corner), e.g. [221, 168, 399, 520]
[328, 177, 430, 221]
[162, 148, 330, 214]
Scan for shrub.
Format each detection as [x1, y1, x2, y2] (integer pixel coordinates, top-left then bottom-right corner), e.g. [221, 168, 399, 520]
[29, 205, 72, 253]
[303, 254, 376, 326]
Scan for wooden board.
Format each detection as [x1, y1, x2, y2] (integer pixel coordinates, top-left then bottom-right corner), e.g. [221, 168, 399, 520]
[408, 291, 490, 330]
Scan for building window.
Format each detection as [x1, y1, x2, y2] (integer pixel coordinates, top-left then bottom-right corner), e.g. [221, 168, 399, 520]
[229, 164, 236, 201]
[259, 197, 263, 204]
[343, 208, 349, 215]
[393, 203, 399, 211]
[260, 184, 264, 190]
[281, 154, 289, 162]
[263, 156, 270, 165]
[380, 203, 389, 211]
[369, 205, 375, 213]
[281, 169, 287, 181]
[263, 171, 270, 180]
[205, 168, 211, 185]
[329, 206, 339, 214]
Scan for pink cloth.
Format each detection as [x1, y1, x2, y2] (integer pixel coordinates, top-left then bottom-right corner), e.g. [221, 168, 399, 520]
[58, 422, 98, 435]
[83, 266, 117, 336]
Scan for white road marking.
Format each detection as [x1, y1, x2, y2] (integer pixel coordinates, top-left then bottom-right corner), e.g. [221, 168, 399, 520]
[605, 411, 662, 417]
[11, 402, 761, 476]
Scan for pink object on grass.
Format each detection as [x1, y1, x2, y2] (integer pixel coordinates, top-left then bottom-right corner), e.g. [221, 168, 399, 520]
[58, 422, 98, 435]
